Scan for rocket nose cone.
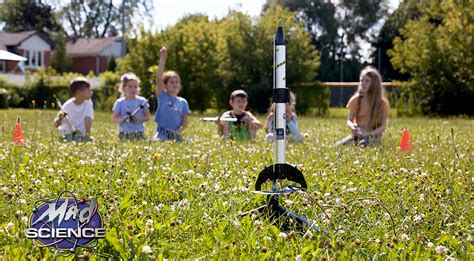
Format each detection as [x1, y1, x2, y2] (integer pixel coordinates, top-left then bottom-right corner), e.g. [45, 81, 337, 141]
[275, 26, 285, 45]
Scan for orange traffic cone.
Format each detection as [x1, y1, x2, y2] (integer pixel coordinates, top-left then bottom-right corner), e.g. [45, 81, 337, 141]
[399, 128, 413, 152]
[13, 116, 26, 146]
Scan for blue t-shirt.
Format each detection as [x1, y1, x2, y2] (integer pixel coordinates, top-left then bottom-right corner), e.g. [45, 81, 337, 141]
[112, 96, 150, 132]
[154, 92, 189, 130]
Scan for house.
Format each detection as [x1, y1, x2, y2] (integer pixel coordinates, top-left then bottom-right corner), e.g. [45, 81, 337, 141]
[0, 30, 54, 73]
[66, 36, 123, 75]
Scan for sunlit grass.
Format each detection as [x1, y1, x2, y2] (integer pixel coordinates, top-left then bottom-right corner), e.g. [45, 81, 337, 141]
[0, 109, 472, 259]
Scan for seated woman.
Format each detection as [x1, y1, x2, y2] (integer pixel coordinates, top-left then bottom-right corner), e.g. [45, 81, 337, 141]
[336, 66, 390, 146]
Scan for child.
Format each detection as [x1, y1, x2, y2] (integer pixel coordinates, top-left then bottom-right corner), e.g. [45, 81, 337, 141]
[112, 73, 151, 140]
[336, 66, 390, 146]
[154, 47, 189, 141]
[54, 77, 94, 142]
[218, 90, 262, 140]
[265, 91, 304, 143]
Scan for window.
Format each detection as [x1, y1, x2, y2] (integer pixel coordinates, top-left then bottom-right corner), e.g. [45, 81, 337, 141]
[24, 50, 43, 67]
[25, 50, 30, 66]
[0, 61, 4, 72]
[31, 51, 36, 66]
[37, 51, 42, 66]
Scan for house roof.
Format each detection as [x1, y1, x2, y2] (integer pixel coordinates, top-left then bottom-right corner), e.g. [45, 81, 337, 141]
[0, 30, 54, 47]
[66, 36, 122, 56]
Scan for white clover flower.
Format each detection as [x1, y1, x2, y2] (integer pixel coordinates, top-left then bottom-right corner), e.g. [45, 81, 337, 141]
[146, 219, 154, 228]
[142, 245, 152, 254]
[414, 214, 423, 222]
[401, 234, 410, 242]
[116, 179, 122, 185]
[279, 232, 288, 239]
[53, 180, 60, 185]
[34, 179, 41, 186]
[435, 245, 447, 255]
[6, 222, 14, 228]
[137, 178, 144, 185]
[427, 242, 434, 248]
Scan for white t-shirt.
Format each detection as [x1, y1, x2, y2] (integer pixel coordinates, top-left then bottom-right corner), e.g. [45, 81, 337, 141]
[57, 98, 94, 135]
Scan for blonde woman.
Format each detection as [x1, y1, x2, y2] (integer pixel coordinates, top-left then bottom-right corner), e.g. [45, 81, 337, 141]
[336, 67, 390, 146]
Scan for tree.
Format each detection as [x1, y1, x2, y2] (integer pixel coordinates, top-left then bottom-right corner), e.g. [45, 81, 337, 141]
[107, 55, 117, 72]
[59, 0, 153, 38]
[371, 0, 429, 81]
[266, 0, 388, 82]
[50, 31, 72, 74]
[389, 1, 474, 115]
[0, 0, 61, 33]
[119, 6, 319, 113]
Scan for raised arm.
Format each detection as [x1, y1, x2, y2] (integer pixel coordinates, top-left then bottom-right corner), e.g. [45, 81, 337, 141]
[156, 47, 168, 96]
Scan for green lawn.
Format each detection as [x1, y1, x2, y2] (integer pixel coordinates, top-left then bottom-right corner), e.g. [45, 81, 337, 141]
[0, 109, 472, 259]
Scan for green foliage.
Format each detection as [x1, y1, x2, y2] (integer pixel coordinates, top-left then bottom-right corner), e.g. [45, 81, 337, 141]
[0, 0, 60, 33]
[393, 83, 422, 117]
[371, 0, 429, 81]
[291, 83, 329, 116]
[94, 71, 121, 112]
[108, 55, 117, 72]
[270, 0, 388, 81]
[120, 6, 319, 113]
[0, 88, 9, 108]
[0, 109, 472, 259]
[50, 31, 72, 74]
[389, 1, 474, 116]
[60, 0, 153, 38]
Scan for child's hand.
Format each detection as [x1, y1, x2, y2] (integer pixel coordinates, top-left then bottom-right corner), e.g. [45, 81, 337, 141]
[58, 111, 67, 119]
[160, 47, 168, 58]
[354, 127, 364, 136]
[122, 115, 130, 123]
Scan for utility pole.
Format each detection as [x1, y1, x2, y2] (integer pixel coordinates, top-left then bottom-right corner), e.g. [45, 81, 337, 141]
[377, 46, 382, 72]
[339, 34, 344, 106]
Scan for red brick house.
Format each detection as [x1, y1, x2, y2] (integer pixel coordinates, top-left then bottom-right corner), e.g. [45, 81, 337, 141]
[0, 31, 53, 73]
[66, 36, 123, 75]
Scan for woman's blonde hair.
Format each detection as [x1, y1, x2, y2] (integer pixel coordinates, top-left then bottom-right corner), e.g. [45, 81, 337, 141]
[119, 73, 141, 96]
[357, 66, 390, 129]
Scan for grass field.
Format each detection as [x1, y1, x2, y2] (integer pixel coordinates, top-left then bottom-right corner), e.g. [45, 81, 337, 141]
[0, 109, 472, 259]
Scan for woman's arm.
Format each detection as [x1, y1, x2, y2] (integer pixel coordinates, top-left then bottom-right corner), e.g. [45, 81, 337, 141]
[346, 111, 358, 131]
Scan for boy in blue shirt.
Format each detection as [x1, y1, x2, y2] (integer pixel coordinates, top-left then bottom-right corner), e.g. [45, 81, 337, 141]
[154, 47, 190, 141]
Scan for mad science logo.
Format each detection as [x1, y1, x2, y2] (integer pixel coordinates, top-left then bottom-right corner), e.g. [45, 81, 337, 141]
[25, 191, 105, 255]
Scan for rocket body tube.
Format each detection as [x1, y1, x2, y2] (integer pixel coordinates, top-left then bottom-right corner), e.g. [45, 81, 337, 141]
[274, 26, 286, 164]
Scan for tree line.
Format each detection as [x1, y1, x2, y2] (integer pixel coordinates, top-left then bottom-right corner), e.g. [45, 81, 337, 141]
[0, 0, 472, 115]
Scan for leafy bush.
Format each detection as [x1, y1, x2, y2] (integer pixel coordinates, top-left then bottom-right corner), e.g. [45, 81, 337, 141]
[0, 88, 8, 108]
[291, 82, 329, 116]
[389, 1, 474, 116]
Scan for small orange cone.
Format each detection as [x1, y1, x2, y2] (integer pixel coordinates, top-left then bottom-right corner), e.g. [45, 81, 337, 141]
[399, 128, 413, 152]
[13, 116, 26, 146]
